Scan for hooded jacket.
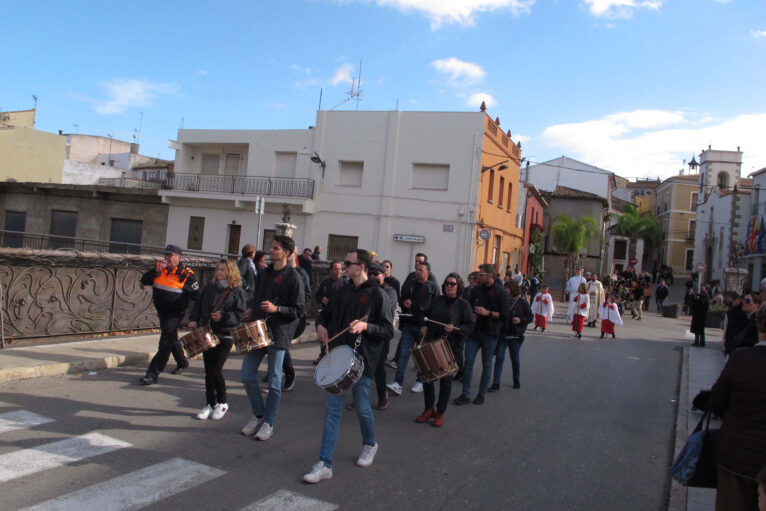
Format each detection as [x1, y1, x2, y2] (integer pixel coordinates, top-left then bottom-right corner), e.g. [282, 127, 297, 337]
[249, 263, 305, 349]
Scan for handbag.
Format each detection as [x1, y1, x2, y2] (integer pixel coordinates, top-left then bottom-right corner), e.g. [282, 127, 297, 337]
[669, 407, 719, 488]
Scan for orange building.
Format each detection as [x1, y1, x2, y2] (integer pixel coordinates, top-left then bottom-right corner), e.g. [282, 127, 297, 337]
[472, 112, 524, 275]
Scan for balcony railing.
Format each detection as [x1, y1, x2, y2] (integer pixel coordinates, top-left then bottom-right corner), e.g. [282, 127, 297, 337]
[115, 171, 315, 199]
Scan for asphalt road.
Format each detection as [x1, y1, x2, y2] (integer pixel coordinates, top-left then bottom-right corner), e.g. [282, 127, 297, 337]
[0, 318, 683, 510]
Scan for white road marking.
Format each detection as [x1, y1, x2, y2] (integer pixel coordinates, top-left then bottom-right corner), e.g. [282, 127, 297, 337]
[242, 489, 339, 511]
[20, 457, 225, 511]
[0, 432, 131, 484]
[0, 410, 55, 434]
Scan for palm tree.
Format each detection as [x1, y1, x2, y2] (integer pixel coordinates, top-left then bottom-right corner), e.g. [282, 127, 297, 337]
[613, 205, 662, 259]
[551, 214, 599, 296]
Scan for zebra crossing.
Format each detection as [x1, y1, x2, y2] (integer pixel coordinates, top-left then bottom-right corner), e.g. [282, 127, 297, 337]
[0, 408, 337, 510]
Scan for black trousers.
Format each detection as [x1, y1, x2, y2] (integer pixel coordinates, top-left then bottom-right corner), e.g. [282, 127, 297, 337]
[202, 336, 233, 406]
[424, 377, 452, 414]
[146, 311, 188, 379]
[374, 339, 390, 400]
[282, 349, 294, 379]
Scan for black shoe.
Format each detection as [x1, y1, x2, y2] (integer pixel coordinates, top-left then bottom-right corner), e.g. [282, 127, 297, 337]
[453, 371, 464, 383]
[283, 372, 295, 391]
[612, 334, 616, 339]
[139, 376, 157, 385]
[172, 365, 187, 375]
[473, 394, 485, 405]
[513, 380, 520, 389]
[488, 383, 500, 393]
[312, 355, 322, 365]
[262, 375, 268, 383]
[453, 394, 470, 406]
[600, 333, 605, 339]
[541, 328, 545, 332]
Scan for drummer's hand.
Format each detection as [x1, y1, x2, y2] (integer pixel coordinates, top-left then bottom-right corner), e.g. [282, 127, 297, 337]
[321, 297, 329, 306]
[260, 301, 278, 313]
[210, 312, 222, 322]
[403, 299, 412, 309]
[473, 313, 478, 322]
[420, 326, 427, 337]
[187, 321, 197, 329]
[317, 325, 329, 344]
[349, 320, 367, 334]
[474, 305, 489, 317]
[242, 308, 252, 321]
[512, 317, 521, 325]
[444, 324, 455, 333]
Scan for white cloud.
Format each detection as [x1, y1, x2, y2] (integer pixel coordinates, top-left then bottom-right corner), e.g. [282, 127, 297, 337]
[85, 79, 179, 115]
[431, 57, 486, 87]
[514, 133, 531, 145]
[539, 109, 766, 179]
[195, 70, 208, 76]
[752, 29, 766, 38]
[292, 64, 312, 75]
[362, 0, 535, 28]
[294, 78, 322, 90]
[330, 63, 355, 85]
[582, 0, 663, 19]
[466, 92, 497, 108]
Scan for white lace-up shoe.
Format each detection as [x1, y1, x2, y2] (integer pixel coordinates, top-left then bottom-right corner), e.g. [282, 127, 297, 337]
[196, 405, 213, 420]
[410, 381, 424, 393]
[356, 443, 378, 467]
[211, 403, 228, 420]
[303, 462, 333, 483]
[241, 415, 264, 436]
[255, 422, 274, 441]
[386, 382, 402, 395]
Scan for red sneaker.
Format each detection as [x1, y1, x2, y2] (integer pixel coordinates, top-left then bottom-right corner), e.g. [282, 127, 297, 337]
[433, 413, 444, 428]
[415, 408, 436, 423]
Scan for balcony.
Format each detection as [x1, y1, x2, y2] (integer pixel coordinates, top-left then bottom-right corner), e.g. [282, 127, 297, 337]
[108, 171, 315, 199]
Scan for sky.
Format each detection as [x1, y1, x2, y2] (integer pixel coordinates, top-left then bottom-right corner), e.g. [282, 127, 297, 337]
[2, 0, 765, 180]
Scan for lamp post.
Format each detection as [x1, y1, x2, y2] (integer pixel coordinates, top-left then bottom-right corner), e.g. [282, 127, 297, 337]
[481, 160, 509, 173]
[107, 133, 113, 166]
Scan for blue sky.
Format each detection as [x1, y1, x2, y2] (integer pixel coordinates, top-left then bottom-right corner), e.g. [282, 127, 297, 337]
[3, 0, 765, 179]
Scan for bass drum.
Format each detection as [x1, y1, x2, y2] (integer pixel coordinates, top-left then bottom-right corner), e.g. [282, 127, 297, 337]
[314, 345, 364, 395]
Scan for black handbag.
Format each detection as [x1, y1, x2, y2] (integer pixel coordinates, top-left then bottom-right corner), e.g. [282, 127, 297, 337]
[670, 407, 719, 488]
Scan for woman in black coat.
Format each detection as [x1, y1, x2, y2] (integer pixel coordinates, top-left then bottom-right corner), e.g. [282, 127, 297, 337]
[189, 259, 247, 421]
[491, 280, 534, 390]
[690, 293, 709, 347]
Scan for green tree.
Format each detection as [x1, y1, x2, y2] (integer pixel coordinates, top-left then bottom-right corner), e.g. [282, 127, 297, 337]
[551, 214, 599, 296]
[613, 205, 662, 259]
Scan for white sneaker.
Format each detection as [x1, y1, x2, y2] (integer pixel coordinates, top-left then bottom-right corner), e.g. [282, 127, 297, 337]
[255, 422, 274, 441]
[241, 415, 264, 436]
[356, 443, 378, 467]
[211, 403, 228, 420]
[410, 381, 424, 393]
[303, 461, 333, 484]
[386, 382, 402, 395]
[196, 405, 213, 420]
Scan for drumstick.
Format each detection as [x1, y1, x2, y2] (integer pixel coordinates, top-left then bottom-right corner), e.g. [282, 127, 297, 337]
[324, 315, 370, 364]
[424, 317, 451, 328]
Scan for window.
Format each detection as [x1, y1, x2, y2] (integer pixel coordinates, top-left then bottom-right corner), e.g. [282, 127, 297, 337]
[690, 192, 698, 211]
[227, 224, 241, 255]
[685, 250, 694, 272]
[507, 183, 513, 212]
[664, 202, 668, 212]
[411, 163, 449, 190]
[614, 239, 628, 261]
[109, 218, 142, 254]
[187, 216, 205, 250]
[492, 235, 501, 267]
[3, 210, 26, 248]
[487, 170, 494, 202]
[338, 161, 363, 187]
[50, 210, 77, 249]
[262, 229, 276, 253]
[224, 153, 241, 176]
[275, 152, 297, 178]
[688, 221, 696, 240]
[201, 154, 219, 175]
[717, 173, 729, 190]
[498, 177, 505, 207]
[327, 234, 358, 261]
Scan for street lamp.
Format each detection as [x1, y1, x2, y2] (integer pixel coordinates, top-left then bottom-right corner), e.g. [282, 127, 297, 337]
[481, 160, 509, 173]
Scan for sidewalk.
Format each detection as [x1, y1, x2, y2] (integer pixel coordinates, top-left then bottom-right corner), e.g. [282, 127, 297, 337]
[0, 327, 319, 384]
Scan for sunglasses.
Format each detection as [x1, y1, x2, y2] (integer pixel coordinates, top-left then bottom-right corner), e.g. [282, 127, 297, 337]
[744, 298, 759, 304]
[477, 272, 488, 277]
[344, 260, 362, 267]
[445, 281, 458, 287]
[369, 271, 381, 277]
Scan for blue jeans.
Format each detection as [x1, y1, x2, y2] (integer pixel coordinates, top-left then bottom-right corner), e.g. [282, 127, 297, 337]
[493, 339, 522, 384]
[461, 332, 498, 397]
[394, 324, 422, 385]
[241, 346, 285, 426]
[319, 375, 375, 468]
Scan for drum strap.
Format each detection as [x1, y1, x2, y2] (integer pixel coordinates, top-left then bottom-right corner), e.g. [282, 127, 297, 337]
[212, 288, 232, 314]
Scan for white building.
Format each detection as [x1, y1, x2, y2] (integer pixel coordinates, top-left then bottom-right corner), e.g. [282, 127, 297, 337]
[522, 156, 616, 204]
[161, 110, 506, 280]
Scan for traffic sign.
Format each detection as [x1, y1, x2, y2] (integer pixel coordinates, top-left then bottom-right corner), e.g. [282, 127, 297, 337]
[479, 229, 491, 241]
[629, 257, 638, 266]
[695, 262, 706, 272]
[393, 234, 425, 243]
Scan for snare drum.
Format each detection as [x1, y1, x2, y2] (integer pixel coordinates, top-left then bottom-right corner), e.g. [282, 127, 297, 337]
[179, 325, 220, 359]
[232, 320, 273, 354]
[314, 345, 365, 395]
[411, 337, 458, 384]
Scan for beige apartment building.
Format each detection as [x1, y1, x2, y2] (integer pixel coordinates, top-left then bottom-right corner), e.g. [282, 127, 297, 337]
[655, 174, 699, 277]
[0, 109, 66, 183]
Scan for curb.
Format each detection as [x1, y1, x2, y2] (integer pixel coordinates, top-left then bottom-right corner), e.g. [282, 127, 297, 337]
[667, 346, 689, 511]
[0, 328, 320, 384]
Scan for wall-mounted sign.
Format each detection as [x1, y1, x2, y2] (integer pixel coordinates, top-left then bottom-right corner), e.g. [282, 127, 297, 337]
[628, 257, 638, 266]
[695, 262, 706, 273]
[479, 229, 491, 241]
[393, 234, 425, 243]
[443, 224, 454, 232]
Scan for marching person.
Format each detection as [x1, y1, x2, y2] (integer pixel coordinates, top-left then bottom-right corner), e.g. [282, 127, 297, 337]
[568, 283, 590, 339]
[313, 260, 347, 365]
[280, 250, 311, 392]
[382, 260, 400, 298]
[565, 268, 586, 303]
[531, 285, 554, 332]
[304, 249, 393, 483]
[415, 273, 474, 427]
[490, 280, 533, 391]
[368, 261, 397, 410]
[388, 260, 439, 395]
[598, 294, 623, 339]
[454, 264, 508, 406]
[586, 274, 604, 328]
[237, 243, 258, 305]
[139, 245, 200, 385]
[188, 259, 246, 420]
[240, 235, 305, 441]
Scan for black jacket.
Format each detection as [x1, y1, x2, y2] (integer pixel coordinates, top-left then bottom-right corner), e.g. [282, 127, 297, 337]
[293, 266, 311, 314]
[690, 295, 708, 334]
[724, 304, 749, 354]
[316, 276, 348, 305]
[237, 256, 258, 302]
[190, 284, 247, 337]
[732, 314, 758, 351]
[249, 264, 305, 349]
[424, 295, 474, 359]
[384, 276, 401, 301]
[468, 281, 509, 337]
[655, 284, 669, 301]
[503, 296, 534, 341]
[399, 278, 439, 328]
[316, 278, 394, 378]
[140, 263, 200, 315]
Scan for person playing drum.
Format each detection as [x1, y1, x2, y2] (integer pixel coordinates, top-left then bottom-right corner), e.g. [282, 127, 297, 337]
[416, 273, 474, 427]
[188, 259, 247, 421]
[303, 249, 393, 484]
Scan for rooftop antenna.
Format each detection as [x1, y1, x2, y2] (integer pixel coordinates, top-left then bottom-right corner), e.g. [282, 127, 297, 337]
[318, 88, 323, 111]
[73, 124, 79, 134]
[180, 116, 184, 129]
[137, 111, 143, 147]
[330, 59, 363, 110]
